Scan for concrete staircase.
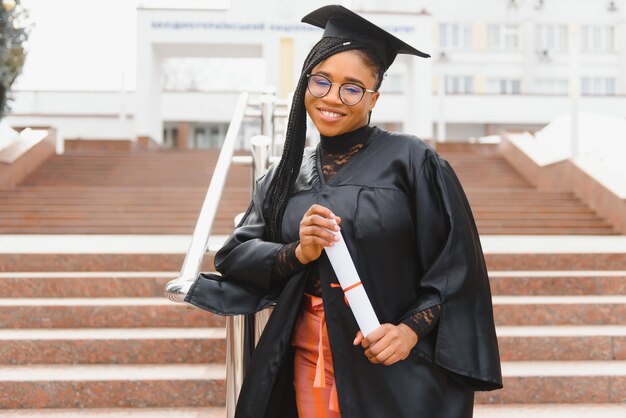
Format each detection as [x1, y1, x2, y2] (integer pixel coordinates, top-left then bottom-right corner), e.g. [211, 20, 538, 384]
[0, 149, 252, 234]
[0, 250, 624, 415]
[0, 142, 623, 415]
[438, 143, 618, 235]
[0, 144, 618, 235]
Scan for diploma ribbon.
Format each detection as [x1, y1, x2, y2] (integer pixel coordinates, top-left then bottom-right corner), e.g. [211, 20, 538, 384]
[330, 280, 363, 307]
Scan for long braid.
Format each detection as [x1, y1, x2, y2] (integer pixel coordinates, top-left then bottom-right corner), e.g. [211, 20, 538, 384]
[263, 37, 382, 242]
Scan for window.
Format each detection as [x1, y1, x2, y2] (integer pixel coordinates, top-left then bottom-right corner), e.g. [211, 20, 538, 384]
[162, 57, 265, 92]
[535, 24, 568, 52]
[487, 24, 520, 50]
[439, 23, 473, 49]
[581, 78, 615, 96]
[535, 79, 569, 95]
[487, 79, 521, 95]
[445, 76, 473, 94]
[582, 25, 614, 52]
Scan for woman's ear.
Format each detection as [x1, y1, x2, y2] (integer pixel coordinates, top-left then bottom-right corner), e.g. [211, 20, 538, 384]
[369, 91, 381, 111]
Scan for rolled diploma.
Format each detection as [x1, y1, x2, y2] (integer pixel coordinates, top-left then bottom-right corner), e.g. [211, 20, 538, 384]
[324, 225, 380, 337]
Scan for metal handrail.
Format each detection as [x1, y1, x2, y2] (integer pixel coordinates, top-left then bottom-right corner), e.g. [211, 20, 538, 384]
[164, 92, 249, 302]
[164, 90, 287, 418]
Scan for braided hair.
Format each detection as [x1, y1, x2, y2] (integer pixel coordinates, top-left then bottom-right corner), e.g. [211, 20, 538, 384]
[263, 37, 385, 242]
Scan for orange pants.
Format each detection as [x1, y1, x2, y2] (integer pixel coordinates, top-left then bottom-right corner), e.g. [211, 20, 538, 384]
[291, 293, 341, 418]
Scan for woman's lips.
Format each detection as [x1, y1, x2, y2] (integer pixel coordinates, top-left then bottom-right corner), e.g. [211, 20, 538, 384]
[317, 107, 345, 121]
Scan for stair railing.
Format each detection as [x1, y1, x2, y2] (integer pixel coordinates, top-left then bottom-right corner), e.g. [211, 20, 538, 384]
[165, 89, 289, 418]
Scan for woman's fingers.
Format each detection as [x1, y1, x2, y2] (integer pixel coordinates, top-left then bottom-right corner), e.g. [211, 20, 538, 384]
[368, 344, 396, 365]
[360, 324, 388, 348]
[297, 205, 341, 263]
[304, 205, 340, 228]
[305, 204, 336, 220]
[353, 330, 364, 346]
[301, 213, 340, 232]
[359, 324, 413, 366]
[300, 225, 339, 245]
[363, 331, 394, 359]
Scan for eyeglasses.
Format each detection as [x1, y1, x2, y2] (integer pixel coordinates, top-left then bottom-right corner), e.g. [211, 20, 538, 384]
[306, 73, 376, 106]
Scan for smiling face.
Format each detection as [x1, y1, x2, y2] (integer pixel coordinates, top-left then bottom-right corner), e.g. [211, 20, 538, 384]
[304, 50, 381, 137]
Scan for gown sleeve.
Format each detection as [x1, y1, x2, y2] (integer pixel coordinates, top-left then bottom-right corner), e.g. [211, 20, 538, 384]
[212, 167, 285, 293]
[184, 165, 299, 316]
[400, 148, 503, 391]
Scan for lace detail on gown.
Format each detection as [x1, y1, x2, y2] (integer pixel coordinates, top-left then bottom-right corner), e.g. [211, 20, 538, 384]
[401, 304, 441, 341]
[271, 240, 306, 287]
[320, 142, 365, 180]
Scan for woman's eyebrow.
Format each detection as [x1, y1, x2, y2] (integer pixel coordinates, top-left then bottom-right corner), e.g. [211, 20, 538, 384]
[314, 71, 366, 86]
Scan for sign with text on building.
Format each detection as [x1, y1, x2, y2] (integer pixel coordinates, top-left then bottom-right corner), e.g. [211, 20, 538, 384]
[150, 20, 415, 34]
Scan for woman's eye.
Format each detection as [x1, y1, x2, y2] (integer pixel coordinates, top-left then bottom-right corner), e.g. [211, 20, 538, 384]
[343, 85, 362, 95]
[314, 78, 331, 87]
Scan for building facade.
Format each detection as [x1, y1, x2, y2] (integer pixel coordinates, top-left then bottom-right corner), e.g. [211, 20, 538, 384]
[6, 0, 626, 148]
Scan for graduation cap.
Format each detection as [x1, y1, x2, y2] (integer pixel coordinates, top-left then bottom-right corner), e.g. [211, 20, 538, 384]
[301, 5, 430, 71]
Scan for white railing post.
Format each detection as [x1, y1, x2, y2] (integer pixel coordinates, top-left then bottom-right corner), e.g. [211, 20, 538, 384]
[225, 314, 245, 418]
[260, 92, 276, 156]
[249, 135, 274, 347]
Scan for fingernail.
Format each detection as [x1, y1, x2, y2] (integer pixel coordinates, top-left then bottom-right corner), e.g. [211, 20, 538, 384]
[333, 224, 340, 231]
[334, 235, 340, 242]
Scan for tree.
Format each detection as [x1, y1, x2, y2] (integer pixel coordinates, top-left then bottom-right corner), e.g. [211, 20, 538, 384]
[0, 0, 30, 121]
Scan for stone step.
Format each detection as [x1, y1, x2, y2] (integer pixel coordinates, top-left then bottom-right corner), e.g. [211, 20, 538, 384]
[0, 225, 229, 234]
[479, 228, 617, 235]
[472, 205, 607, 213]
[0, 362, 623, 408]
[0, 328, 225, 365]
[1, 215, 610, 224]
[492, 295, 626, 326]
[474, 404, 626, 418]
[1, 252, 624, 273]
[473, 212, 603, 220]
[476, 360, 626, 404]
[0, 186, 249, 195]
[0, 407, 227, 417]
[0, 254, 207, 272]
[0, 295, 623, 329]
[0, 225, 616, 236]
[1, 404, 624, 417]
[490, 271, 626, 295]
[0, 196, 245, 204]
[0, 272, 177, 298]
[497, 325, 626, 361]
[0, 364, 225, 409]
[0, 206, 240, 214]
[0, 298, 224, 329]
[0, 325, 622, 365]
[0, 193, 585, 203]
[476, 219, 613, 227]
[486, 253, 626, 271]
[1, 205, 600, 215]
[2, 270, 624, 298]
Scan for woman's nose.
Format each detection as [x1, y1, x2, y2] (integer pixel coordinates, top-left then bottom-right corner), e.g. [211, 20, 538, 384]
[322, 84, 343, 105]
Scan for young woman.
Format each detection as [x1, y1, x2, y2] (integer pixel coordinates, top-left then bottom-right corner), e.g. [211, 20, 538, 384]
[186, 5, 503, 418]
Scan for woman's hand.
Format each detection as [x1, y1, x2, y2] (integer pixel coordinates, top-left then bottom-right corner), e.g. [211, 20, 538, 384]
[295, 204, 341, 264]
[353, 323, 418, 366]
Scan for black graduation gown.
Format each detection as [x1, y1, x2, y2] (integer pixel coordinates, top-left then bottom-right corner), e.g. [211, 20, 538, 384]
[185, 127, 503, 418]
